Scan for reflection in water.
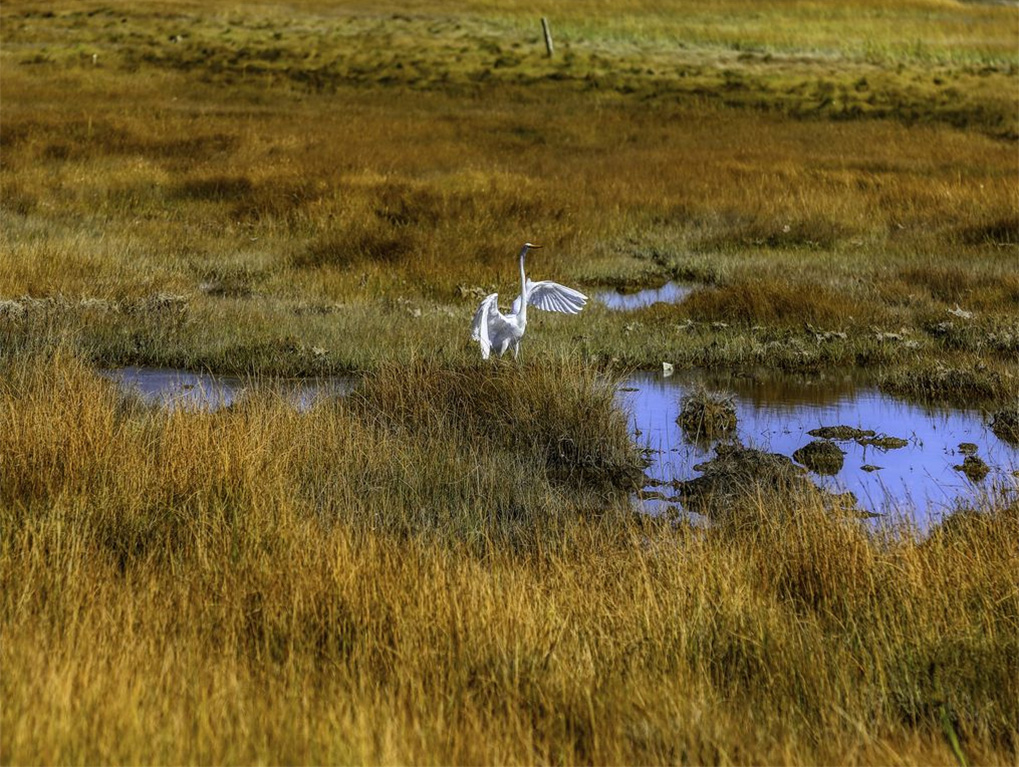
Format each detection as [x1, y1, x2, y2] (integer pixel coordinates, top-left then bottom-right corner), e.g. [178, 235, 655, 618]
[691, 369, 865, 409]
[620, 371, 1019, 526]
[102, 367, 352, 411]
[595, 282, 693, 311]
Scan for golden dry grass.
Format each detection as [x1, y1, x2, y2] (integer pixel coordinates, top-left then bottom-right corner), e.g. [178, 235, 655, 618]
[1, 353, 1017, 765]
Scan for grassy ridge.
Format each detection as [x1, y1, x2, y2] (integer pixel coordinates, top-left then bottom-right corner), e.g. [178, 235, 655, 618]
[2, 353, 1017, 764]
[1, 1, 1017, 402]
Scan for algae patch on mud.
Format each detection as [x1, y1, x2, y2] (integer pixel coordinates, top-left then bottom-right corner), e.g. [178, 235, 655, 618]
[808, 425, 876, 440]
[955, 454, 991, 482]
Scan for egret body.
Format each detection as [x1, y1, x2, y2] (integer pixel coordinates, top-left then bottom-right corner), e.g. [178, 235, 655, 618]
[471, 243, 588, 359]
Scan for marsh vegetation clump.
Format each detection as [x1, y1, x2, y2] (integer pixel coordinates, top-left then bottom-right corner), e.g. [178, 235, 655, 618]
[349, 359, 646, 491]
[681, 279, 872, 327]
[955, 454, 991, 482]
[675, 442, 812, 517]
[793, 440, 846, 475]
[676, 387, 738, 442]
[990, 408, 1019, 446]
[808, 425, 876, 440]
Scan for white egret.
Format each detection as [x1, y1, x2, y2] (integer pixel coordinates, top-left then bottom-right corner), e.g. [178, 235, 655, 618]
[471, 243, 588, 359]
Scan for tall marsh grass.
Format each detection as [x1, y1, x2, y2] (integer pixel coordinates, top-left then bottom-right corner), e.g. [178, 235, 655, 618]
[1, 353, 1017, 764]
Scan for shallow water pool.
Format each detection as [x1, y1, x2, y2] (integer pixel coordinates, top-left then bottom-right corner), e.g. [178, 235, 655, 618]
[102, 366, 352, 411]
[594, 282, 693, 311]
[619, 370, 1018, 526]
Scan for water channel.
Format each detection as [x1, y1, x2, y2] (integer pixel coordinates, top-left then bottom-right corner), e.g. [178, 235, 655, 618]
[103, 366, 1018, 527]
[103, 366, 352, 411]
[594, 282, 693, 311]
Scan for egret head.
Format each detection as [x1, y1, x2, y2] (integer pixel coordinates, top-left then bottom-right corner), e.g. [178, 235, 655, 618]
[518, 242, 543, 266]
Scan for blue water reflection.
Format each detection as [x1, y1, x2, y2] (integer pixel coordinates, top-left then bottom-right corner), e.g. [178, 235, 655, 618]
[595, 282, 693, 311]
[619, 371, 1019, 525]
[102, 367, 352, 411]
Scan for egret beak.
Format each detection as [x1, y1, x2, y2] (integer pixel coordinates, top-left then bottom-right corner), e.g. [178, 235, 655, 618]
[525, 243, 543, 250]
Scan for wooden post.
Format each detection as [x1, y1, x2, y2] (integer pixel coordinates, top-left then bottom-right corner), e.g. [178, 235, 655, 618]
[541, 17, 554, 57]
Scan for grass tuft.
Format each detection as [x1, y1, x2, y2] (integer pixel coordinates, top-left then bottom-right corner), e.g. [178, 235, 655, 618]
[683, 279, 870, 326]
[677, 386, 738, 442]
[350, 359, 646, 490]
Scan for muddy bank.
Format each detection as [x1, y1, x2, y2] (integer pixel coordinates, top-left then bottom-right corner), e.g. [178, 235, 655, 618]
[672, 442, 860, 520]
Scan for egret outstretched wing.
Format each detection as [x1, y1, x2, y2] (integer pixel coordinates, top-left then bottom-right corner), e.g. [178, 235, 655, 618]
[524, 279, 588, 314]
[471, 293, 516, 359]
[471, 293, 497, 358]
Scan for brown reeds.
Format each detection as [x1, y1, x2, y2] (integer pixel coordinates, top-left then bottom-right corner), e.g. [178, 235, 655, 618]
[1, 352, 1017, 764]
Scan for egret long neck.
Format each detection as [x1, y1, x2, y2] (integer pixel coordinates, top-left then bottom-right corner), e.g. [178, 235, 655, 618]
[518, 246, 529, 320]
